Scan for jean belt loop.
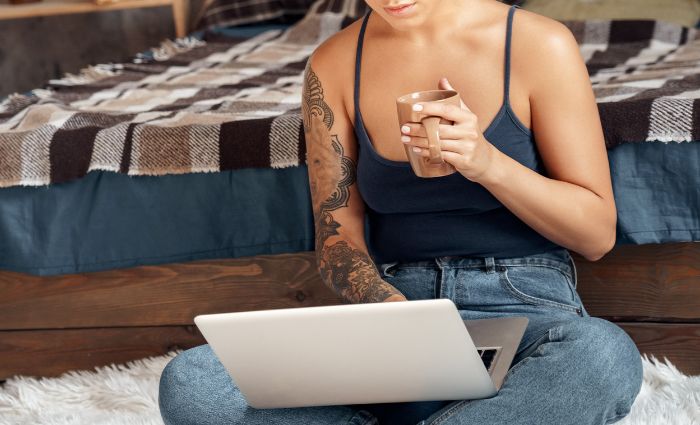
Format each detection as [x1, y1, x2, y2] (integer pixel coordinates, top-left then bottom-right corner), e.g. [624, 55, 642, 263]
[484, 257, 496, 274]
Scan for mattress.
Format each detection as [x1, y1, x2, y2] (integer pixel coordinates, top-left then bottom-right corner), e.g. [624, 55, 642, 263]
[609, 141, 699, 244]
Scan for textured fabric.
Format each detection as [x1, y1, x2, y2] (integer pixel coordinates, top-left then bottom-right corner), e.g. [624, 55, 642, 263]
[0, 167, 314, 276]
[355, 5, 562, 263]
[158, 249, 642, 425]
[523, 0, 700, 28]
[609, 141, 700, 244]
[0, 10, 698, 189]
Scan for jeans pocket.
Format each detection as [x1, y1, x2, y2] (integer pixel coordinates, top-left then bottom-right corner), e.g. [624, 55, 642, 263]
[499, 264, 583, 315]
[378, 261, 401, 278]
[564, 250, 579, 289]
[377, 263, 440, 301]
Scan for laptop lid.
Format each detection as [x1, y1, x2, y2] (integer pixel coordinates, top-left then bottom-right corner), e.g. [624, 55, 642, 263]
[195, 298, 497, 409]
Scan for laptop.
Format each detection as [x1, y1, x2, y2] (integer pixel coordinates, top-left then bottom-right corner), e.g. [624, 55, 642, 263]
[194, 298, 528, 409]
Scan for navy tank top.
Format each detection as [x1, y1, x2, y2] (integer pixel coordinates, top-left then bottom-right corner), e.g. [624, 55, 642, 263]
[354, 5, 562, 264]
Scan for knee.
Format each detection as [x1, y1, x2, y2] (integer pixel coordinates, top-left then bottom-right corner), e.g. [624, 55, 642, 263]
[159, 345, 214, 425]
[563, 317, 643, 416]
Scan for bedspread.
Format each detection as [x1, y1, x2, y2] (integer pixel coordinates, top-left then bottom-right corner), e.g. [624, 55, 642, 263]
[0, 12, 698, 188]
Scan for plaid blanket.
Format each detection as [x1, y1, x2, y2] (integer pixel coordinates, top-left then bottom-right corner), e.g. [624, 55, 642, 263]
[0, 8, 698, 188]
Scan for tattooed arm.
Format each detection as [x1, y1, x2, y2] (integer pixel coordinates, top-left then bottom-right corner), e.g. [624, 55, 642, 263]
[302, 52, 405, 304]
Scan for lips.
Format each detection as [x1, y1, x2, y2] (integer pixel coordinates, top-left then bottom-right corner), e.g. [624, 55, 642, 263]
[385, 2, 414, 11]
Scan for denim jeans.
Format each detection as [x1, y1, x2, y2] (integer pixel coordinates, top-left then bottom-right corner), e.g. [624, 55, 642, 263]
[159, 248, 643, 425]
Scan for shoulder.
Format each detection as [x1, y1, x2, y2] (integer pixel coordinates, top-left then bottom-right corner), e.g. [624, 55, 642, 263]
[305, 17, 365, 103]
[511, 8, 586, 92]
[513, 7, 580, 56]
[512, 9, 583, 73]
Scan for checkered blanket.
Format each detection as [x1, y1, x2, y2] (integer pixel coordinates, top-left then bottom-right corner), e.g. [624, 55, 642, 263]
[0, 8, 698, 188]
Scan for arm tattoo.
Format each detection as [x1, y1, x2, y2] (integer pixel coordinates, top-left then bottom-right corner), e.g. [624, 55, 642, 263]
[302, 61, 402, 304]
[302, 63, 334, 133]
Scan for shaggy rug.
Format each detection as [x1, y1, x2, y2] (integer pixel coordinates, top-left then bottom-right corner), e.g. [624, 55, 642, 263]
[0, 353, 697, 425]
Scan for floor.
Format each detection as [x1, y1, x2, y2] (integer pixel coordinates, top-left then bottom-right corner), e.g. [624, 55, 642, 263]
[0, 352, 697, 425]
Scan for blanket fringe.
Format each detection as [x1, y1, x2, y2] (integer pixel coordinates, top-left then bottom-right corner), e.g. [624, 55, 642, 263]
[0, 93, 32, 114]
[45, 36, 206, 87]
[133, 36, 207, 63]
[48, 63, 124, 87]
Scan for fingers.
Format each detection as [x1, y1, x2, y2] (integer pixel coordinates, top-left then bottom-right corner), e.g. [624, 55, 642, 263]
[400, 123, 462, 139]
[412, 101, 472, 121]
[403, 137, 475, 154]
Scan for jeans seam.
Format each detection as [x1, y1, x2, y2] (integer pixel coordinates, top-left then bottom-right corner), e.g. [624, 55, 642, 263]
[568, 253, 579, 289]
[427, 400, 470, 425]
[499, 263, 574, 285]
[604, 410, 631, 425]
[495, 258, 571, 270]
[435, 265, 444, 299]
[348, 409, 378, 425]
[500, 267, 582, 314]
[388, 266, 439, 272]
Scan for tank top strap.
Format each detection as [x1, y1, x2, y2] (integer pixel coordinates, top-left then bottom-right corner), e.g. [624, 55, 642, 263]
[504, 4, 519, 105]
[354, 10, 372, 129]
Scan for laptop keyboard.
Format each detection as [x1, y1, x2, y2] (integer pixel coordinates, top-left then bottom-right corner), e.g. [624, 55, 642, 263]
[477, 348, 498, 372]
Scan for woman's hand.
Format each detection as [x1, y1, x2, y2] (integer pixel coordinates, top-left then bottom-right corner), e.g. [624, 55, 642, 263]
[400, 77, 497, 183]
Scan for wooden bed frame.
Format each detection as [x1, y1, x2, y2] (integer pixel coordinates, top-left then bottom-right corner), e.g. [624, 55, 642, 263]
[1, 242, 698, 379]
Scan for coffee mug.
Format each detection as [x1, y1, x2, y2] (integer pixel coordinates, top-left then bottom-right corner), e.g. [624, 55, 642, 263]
[396, 89, 459, 178]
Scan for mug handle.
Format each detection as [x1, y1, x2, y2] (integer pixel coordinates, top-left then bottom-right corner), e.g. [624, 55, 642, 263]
[421, 116, 443, 164]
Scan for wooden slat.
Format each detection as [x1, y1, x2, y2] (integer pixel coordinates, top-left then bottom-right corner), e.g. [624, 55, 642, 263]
[0, 326, 205, 379]
[0, 252, 344, 330]
[1, 243, 699, 378]
[3, 243, 699, 330]
[0, 0, 174, 20]
[573, 243, 700, 321]
[619, 322, 700, 375]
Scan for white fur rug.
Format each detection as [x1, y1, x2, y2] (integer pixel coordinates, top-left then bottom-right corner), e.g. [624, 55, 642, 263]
[0, 353, 697, 425]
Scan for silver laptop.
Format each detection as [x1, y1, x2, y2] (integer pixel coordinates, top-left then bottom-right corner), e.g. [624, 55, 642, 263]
[194, 298, 528, 409]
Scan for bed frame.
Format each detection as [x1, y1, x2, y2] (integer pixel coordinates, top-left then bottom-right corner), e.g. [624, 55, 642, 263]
[0, 242, 698, 379]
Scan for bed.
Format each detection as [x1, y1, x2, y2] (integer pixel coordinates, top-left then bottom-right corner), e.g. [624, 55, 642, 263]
[1, 0, 699, 378]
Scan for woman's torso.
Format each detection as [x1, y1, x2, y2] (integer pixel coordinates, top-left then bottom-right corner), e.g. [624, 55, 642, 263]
[336, 3, 563, 263]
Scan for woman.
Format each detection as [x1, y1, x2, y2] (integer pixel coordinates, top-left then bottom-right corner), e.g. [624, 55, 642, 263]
[159, 1, 643, 424]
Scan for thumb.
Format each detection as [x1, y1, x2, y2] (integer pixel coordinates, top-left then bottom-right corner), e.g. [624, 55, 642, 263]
[440, 77, 469, 111]
[438, 77, 452, 90]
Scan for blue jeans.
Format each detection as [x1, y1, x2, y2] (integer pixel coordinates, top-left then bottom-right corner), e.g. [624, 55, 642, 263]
[159, 249, 642, 424]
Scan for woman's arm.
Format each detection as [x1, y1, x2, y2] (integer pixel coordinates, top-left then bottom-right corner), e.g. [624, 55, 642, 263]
[302, 46, 405, 303]
[478, 21, 616, 261]
[402, 19, 616, 262]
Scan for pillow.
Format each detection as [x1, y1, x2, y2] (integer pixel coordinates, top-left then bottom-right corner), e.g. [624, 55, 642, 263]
[196, 0, 316, 31]
[522, 0, 700, 28]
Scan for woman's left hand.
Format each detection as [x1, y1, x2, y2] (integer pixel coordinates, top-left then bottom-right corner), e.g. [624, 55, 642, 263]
[401, 77, 497, 183]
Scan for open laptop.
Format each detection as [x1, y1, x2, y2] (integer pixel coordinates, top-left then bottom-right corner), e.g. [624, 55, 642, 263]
[194, 298, 528, 409]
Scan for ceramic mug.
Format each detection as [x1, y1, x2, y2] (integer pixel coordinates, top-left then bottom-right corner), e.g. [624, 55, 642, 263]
[396, 89, 459, 178]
